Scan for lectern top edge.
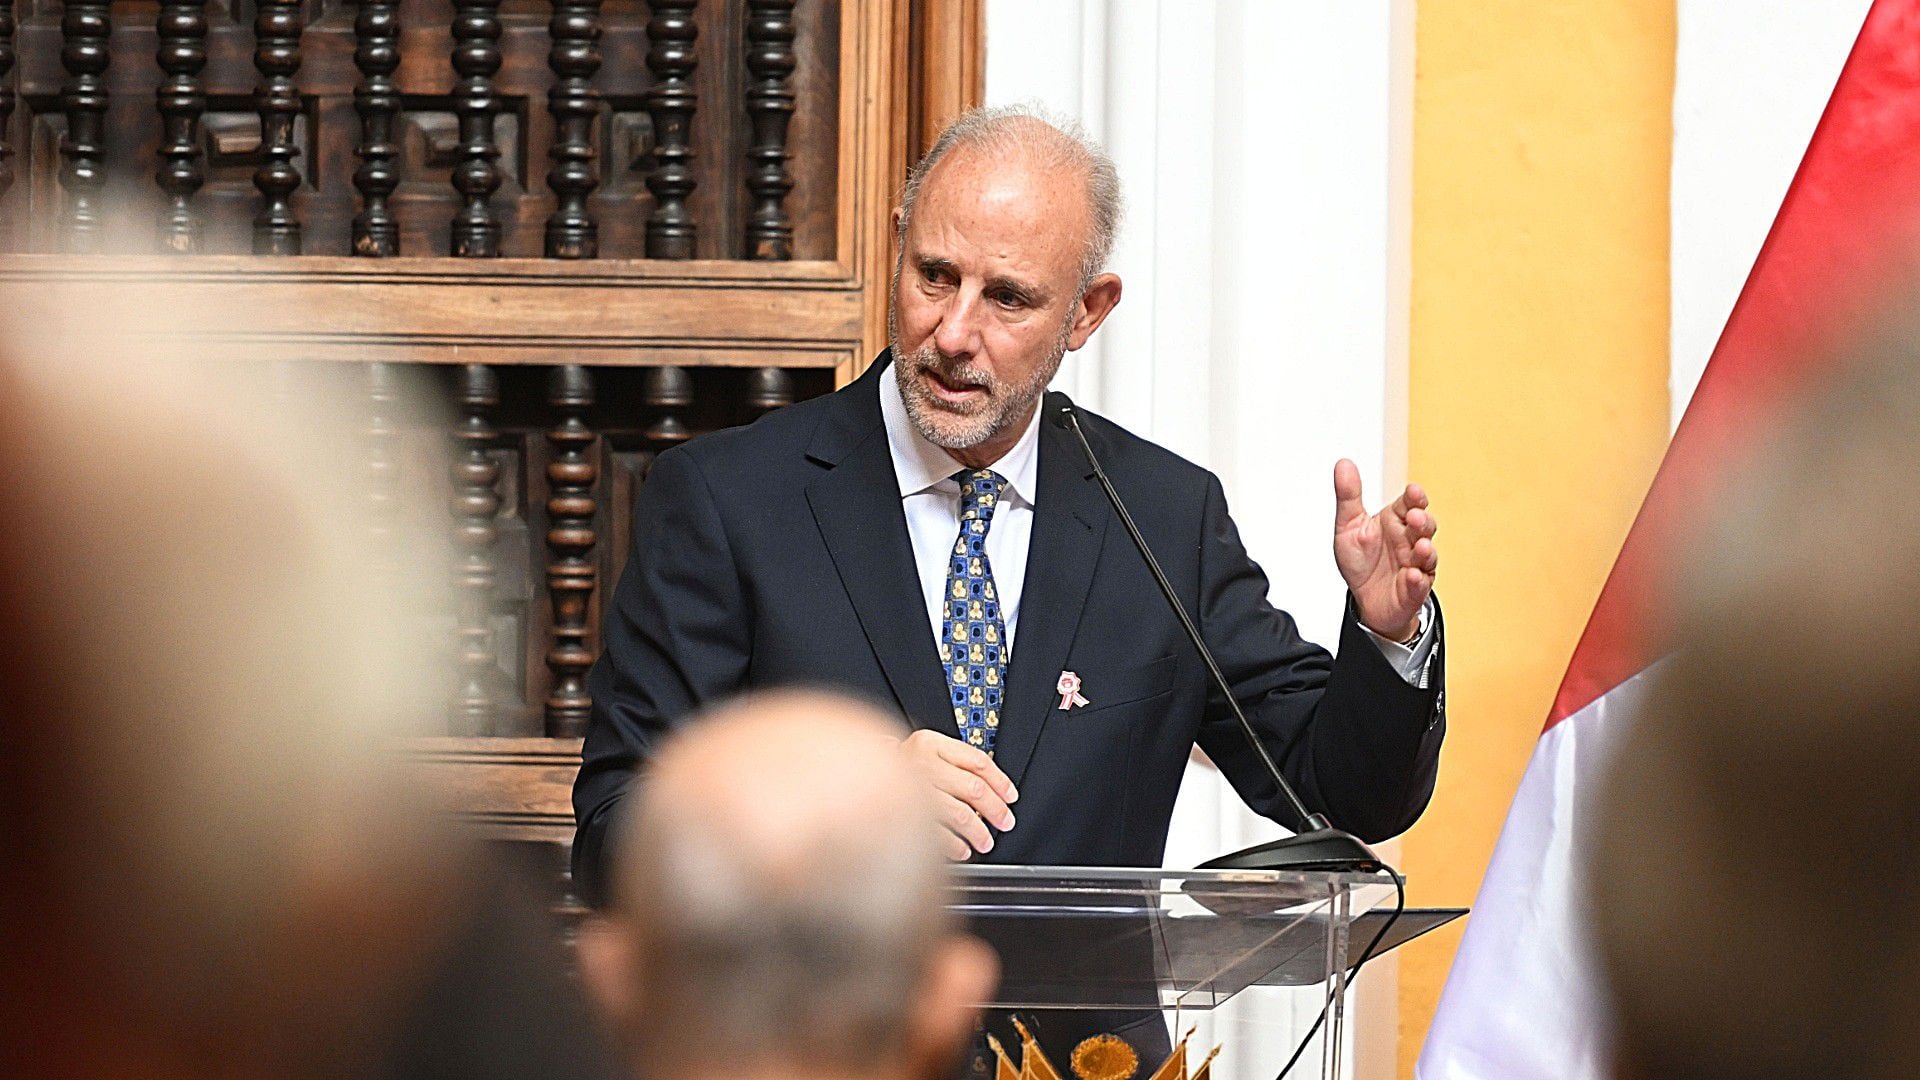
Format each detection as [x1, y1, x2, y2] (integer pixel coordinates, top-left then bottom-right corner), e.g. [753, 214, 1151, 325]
[946, 864, 1391, 888]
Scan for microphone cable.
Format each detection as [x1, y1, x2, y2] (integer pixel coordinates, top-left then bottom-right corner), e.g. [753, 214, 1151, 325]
[1270, 866, 1406, 1079]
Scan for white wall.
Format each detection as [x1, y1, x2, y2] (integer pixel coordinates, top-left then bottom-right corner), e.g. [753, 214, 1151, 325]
[984, 3, 1412, 1077]
[1670, 0, 1872, 422]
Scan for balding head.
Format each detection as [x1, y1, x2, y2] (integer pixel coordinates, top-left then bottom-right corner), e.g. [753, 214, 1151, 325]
[899, 105, 1122, 288]
[591, 691, 994, 1080]
[634, 691, 932, 885]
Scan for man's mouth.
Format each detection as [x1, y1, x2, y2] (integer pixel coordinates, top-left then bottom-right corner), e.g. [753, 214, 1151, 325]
[920, 365, 989, 406]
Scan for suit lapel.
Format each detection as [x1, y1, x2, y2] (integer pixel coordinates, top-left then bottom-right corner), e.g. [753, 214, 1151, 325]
[993, 397, 1110, 789]
[805, 357, 955, 731]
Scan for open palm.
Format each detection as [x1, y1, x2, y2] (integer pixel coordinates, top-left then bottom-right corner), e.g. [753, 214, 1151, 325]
[1332, 458, 1438, 641]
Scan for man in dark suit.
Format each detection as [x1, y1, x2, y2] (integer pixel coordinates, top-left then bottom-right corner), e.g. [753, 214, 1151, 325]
[575, 103, 1444, 1070]
[576, 106, 1442, 1023]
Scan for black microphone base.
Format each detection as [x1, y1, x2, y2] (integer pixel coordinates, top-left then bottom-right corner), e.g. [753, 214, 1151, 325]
[1198, 827, 1383, 874]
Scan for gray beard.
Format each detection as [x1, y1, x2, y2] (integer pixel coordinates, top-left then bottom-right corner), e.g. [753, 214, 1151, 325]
[886, 295, 1073, 452]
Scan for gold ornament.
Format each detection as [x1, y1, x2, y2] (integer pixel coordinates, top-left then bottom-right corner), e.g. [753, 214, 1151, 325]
[1070, 1034, 1139, 1080]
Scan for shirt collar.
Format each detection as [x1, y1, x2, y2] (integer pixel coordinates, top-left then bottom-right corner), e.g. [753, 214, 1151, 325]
[879, 361, 1042, 507]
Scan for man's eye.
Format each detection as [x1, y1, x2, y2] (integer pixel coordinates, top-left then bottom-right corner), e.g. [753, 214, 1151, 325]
[921, 266, 946, 285]
[991, 291, 1024, 309]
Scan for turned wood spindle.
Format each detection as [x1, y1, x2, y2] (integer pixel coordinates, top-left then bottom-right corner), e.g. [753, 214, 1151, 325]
[352, 0, 402, 256]
[155, 0, 209, 252]
[743, 3, 798, 410]
[1, 0, 17, 210]
[545, 0, 602, 259]
[642, 0, 697, 259]
[58, 0, 110, 250]
[744, 0, 796, 261]
[451, 363, 502, 732]
[451, 0, 503, 257]
[544, 365, 597, 736]
[744, 366, 794, 414]
[643, 366, 693, 448]
[252, 0, 304, 255]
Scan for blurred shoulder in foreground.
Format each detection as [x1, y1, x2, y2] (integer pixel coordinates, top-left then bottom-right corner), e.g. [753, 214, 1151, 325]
[1590, 325, 1920, 1080]
[0, 290, 616, 1080]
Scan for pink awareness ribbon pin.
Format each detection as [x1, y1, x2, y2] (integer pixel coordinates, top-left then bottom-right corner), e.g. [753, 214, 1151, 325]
[1056, 671, 1090, 711]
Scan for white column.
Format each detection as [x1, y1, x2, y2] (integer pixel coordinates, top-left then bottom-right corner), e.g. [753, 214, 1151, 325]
[984, 3, 1411, 1076]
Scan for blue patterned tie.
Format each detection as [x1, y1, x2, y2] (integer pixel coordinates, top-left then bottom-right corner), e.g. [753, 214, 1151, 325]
[943, 469, 1010, 754]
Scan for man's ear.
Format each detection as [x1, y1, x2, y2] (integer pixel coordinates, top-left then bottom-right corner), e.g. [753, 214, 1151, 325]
[905, 935, 1000, 1079]
[1067, 272, 1123, 351]
[892, 206, 905, 232]
[573, 915, 638, 1037]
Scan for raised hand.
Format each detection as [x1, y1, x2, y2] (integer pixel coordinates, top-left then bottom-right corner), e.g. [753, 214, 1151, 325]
[1332, 458, 1438, 642]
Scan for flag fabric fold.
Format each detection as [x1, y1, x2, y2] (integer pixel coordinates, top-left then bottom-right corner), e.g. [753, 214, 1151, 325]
[1418, 2, 1920, 1074]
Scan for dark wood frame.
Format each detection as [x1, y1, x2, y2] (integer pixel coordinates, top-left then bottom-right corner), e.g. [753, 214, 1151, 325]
[0, 2, 984, 848]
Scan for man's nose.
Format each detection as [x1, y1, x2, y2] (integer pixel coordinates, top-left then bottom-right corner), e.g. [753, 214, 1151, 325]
[933, 289, 984, 360]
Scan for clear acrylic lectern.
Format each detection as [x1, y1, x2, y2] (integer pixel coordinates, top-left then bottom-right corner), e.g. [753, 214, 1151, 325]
[948, 865, 1397, 1080]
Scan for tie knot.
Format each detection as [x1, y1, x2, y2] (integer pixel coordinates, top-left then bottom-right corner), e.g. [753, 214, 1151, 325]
[954, 468, 1008, 523]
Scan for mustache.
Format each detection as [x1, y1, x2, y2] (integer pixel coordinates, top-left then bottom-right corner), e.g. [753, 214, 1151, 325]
[910, 351, 994, 390]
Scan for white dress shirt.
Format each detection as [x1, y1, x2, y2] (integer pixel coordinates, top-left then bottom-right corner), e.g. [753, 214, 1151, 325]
[879, 369, 1436, 684]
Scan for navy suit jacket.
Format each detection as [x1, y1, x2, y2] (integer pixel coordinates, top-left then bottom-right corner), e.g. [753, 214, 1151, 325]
[572, 352, 1445, 906]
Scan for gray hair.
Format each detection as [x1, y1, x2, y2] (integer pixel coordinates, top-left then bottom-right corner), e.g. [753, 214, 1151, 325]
[616, 692, 951, 1076]
[898, 103, 1124, 288]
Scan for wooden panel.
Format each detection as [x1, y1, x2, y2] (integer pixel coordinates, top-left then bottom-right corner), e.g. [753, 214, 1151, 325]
[4, 0, 846, 262]
[412, 736, 581, 842]
[0, 1, 986, 884]
[905, 0, 982, 163]
[0, 0, 903, 366]
[0, 253, 866, 366]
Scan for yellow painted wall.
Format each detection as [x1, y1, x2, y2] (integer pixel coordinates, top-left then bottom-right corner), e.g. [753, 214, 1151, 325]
[1398, 2, 1675, 1074]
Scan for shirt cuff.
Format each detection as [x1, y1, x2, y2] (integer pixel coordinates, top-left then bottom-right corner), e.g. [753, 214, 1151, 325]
[1359, 596, 1438, 689]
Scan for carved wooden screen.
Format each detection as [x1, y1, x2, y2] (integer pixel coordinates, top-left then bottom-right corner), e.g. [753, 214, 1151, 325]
[0, 0, 980, 901]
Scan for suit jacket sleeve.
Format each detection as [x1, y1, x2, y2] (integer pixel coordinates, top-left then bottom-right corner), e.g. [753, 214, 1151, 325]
[1191, 474, 1445, 842]
[572, 446, 751, 907]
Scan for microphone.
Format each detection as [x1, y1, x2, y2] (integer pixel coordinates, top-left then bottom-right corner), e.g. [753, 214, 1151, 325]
[1052, 395, 1380, 873]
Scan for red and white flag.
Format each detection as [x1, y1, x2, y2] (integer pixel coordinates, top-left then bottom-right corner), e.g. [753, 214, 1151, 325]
[1418, 2, 1920, 1075]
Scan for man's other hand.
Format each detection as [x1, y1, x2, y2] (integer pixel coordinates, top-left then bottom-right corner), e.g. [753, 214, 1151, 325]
[899, 729, 1018, 860]
[1332, 458, 1439, 642]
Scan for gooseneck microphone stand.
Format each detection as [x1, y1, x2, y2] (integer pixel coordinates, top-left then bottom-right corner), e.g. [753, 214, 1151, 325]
[1055, 398, 1380, 873]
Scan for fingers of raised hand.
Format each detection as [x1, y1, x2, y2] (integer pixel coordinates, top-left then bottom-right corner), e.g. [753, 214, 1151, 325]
[1405, 507, 1438, 540]
[1333, 459, 1367, 528]
[1401, 566, 1436, 606]
[1387, 483, 1427, 521]
[1411, 536, 1438, 575]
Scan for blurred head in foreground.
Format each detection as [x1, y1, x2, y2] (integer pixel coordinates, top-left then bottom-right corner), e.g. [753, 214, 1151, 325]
[581, 690, 997, 1080]
[1589, 341, 1920, 1079]
[0, 286, 611, 1078]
